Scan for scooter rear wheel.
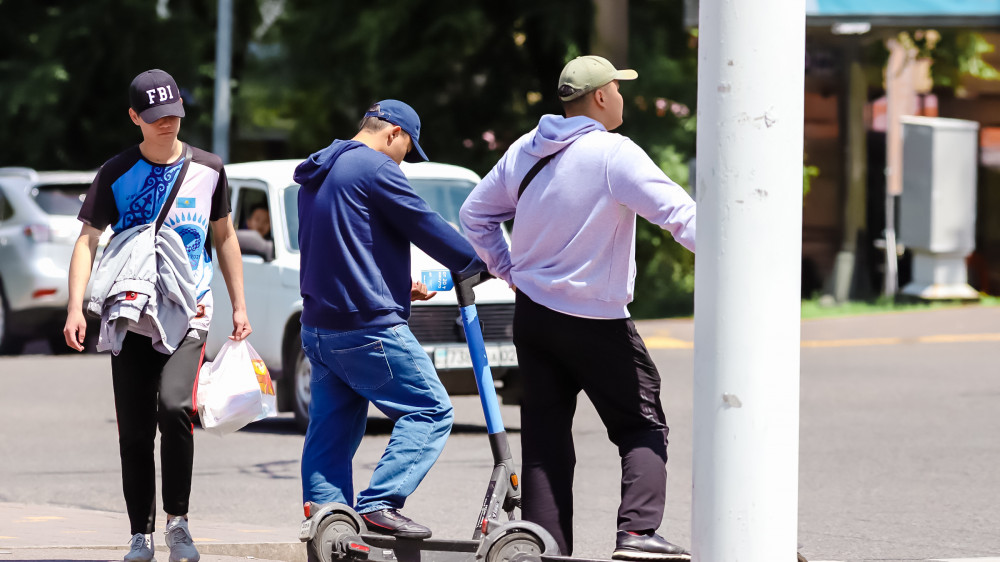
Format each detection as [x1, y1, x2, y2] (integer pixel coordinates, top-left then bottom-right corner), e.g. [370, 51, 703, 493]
[308, 513, 360, 562]
[486, 531, 544, 562]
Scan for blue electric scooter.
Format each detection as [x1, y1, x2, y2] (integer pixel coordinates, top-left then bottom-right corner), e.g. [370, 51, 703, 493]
[297, 270, 703, 562]
[298, 270, 559, 562]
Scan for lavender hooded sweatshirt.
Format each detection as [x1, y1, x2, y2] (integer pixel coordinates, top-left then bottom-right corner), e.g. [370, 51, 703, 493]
[459, 114, 696, 319]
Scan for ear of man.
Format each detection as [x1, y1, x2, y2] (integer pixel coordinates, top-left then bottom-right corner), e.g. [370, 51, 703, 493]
[386, 124, 403, 144]
[593, 87, 608, 108]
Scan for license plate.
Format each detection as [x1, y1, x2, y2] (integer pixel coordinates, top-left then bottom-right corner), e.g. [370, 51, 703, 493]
[433, 344, 518, 369]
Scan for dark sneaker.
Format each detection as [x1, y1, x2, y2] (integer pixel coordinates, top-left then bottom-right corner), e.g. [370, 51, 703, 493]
[361, 509, 432, 539]
[612, 530, 690, 560]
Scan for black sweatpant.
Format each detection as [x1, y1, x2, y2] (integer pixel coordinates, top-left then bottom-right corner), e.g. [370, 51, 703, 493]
[514, 291, 670, 556]
[111, 329, 206, 535]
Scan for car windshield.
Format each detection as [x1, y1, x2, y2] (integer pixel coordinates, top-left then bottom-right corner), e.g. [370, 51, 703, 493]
[283, 178, 476, 252]
[32, 183, 90, 216]
[410, 178, 475, 231]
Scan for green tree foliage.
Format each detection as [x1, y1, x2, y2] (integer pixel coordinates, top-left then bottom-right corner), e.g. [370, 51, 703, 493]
[0, 0, 260, 169]
[919, 31, 1000, 87]
[861, 30, 1000, 89]
[244, 0, 699, 317]
[245, 0, 592, 172]
[618, 0, 699, 318]
[9, 1, 994, 317]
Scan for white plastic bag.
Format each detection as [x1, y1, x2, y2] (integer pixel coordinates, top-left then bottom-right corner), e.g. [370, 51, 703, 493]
[196, 339, 278, 435]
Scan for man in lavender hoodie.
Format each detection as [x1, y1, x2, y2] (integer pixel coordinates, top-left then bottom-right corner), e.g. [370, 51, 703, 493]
[459, 56, 696, 560]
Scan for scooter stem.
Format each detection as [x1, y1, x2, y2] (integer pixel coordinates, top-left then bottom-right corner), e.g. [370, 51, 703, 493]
[451, 269, 522, 538]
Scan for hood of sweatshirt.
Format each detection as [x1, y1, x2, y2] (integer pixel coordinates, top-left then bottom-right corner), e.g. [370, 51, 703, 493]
[525, 114, 606, 158]
[293, 139, 364, 191]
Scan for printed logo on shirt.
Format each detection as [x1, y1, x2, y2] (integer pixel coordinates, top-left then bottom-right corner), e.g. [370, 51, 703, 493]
[164, 213, 210, 271]
[177, 197, 196, 208]
[120, 164, 180, 229]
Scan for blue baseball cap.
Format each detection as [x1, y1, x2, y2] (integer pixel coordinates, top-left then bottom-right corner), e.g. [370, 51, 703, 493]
[363, 100, 428, 163]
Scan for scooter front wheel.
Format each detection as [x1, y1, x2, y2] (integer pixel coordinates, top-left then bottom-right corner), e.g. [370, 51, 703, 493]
[486, 531, 545, 562]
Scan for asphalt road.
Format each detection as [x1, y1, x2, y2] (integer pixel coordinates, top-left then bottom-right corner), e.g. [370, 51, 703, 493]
[1, 306, 998, 562]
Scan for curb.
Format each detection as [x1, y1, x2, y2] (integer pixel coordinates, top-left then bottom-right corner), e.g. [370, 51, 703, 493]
[7, 542, 305, 562]
[183, 541, 305, 561]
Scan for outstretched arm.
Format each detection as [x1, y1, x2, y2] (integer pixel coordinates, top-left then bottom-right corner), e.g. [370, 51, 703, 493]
[609, 139, 696, 253]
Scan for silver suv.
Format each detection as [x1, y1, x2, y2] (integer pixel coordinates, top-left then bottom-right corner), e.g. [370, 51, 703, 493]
[0, 167, 97, 353]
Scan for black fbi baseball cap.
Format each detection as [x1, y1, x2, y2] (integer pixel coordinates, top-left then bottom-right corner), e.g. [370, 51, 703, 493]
[129, 69, 185, 123]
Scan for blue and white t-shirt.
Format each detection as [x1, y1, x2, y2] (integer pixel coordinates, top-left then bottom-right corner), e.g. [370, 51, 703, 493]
[78, 143, 230, 331]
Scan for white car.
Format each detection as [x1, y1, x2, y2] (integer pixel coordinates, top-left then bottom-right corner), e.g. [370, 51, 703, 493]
[207, 159, 520, 432]
[0, 168, 99, 353]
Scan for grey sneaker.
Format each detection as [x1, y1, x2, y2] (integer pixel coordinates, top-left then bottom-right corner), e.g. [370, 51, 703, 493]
[164, 517, 200, 562]
[124, 533, 154, 562]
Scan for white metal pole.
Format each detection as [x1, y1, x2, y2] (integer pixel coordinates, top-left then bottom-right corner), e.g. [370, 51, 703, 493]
[692, 0, 804, 560]
[213, 0, 233, 163]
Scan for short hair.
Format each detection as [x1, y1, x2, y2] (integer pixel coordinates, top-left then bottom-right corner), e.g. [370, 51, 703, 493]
[358, 104, 393, 133]
[249, 203, 269, 215]
[561, 93, 590, 113]
[560, 81, 612, 113]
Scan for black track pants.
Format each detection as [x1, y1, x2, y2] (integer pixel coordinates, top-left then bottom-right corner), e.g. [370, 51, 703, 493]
[514, 292, 669, 556]
[111, 330, 206, 535]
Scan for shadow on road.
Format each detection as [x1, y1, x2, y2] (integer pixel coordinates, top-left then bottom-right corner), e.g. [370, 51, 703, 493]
[235, 415, 518, 436]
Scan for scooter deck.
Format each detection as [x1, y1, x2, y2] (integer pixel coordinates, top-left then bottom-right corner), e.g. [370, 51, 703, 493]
[537, 554, 691, 562]
[353, 532, 481, 561]
[352, 534, 693, 562]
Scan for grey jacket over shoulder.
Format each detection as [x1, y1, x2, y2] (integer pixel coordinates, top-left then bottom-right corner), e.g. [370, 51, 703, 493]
[87, 223, 198, 355]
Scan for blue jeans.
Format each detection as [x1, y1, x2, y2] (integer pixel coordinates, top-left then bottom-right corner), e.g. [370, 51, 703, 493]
[300, 323, 454, 514]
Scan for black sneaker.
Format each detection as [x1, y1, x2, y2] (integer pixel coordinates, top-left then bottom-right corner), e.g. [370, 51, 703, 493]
[612, 530, 690, 560]
[361, 509, 432, 539]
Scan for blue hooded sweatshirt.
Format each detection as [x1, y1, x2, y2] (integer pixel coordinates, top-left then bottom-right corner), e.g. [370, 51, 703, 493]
[294, 140, 485, 331]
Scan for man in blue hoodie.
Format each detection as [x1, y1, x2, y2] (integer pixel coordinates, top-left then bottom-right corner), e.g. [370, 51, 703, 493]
[460, 57, 696, 559]
[293, 100, 486, 539]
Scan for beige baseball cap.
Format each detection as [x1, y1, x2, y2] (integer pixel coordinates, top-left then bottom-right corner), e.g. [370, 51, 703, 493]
[557, 55, 638, 101]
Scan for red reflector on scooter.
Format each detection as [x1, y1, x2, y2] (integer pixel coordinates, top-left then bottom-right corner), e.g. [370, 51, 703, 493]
[32, 288, 58, 298]
[349, 543, 371, 553]
[482, 518, 489, 535]
[303, 503, 311, 518]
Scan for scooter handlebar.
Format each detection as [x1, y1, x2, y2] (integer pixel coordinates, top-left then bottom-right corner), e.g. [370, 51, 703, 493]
[451, 270, 494, 307]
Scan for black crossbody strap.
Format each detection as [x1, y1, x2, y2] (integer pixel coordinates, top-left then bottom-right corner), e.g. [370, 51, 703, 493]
[517, 153, 556, 201]
[155, 144, 193, 233]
